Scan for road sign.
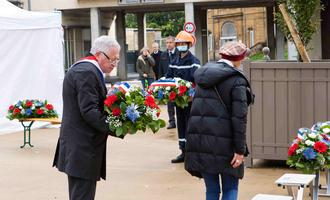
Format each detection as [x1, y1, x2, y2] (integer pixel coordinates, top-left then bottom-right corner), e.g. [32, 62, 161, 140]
[184, 22, 196, 34]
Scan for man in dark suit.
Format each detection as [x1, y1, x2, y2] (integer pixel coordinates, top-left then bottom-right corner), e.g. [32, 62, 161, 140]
[151, 42, 163, 80]
[53, 36, 121, 200]
[159, 36, 178, 129]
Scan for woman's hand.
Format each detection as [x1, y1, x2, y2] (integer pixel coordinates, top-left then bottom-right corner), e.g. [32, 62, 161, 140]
[231, 153, 244, 168]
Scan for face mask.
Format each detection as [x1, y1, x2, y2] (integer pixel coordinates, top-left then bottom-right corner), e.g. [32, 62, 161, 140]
[177, 45, 188, 52]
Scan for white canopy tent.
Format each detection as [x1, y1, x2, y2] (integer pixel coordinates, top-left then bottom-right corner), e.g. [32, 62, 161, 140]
[0, 0, 64, 134]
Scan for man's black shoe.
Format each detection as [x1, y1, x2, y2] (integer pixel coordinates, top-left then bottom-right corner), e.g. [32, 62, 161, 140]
[167, 123, 176, 129]
[171, 153, 185, 163]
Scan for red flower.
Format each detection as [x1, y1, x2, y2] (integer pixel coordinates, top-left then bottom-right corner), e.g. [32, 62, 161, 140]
[26, 101, 33, 107]
[314, 141, 328, 153]
[169, 91, 177, 101]
[46, 104, 54, 110]
[37, 108, 43, 115]
[156, 111, 160, 117]
[145, 96, 157, 108]
[13, 108, 21, 115]
[178, 85, 187, 96]
[104, 95, 117, 108]
[112, 107, 121, 116]
[288, 143, 299, 156]
[9, 105, 14, 111]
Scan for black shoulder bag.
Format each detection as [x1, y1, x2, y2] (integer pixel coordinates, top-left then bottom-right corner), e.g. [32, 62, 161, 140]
[213, 86, 250, 157]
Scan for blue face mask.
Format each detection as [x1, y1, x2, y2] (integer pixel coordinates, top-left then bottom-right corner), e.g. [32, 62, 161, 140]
[177, 45, 188, 52]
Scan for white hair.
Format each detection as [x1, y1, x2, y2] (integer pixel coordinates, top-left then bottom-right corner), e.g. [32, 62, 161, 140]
[90, 35, 121, 55]
[152, 42, 159, 48]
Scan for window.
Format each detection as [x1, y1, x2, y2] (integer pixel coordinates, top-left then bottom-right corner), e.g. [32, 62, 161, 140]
[220, 22, 237, 47]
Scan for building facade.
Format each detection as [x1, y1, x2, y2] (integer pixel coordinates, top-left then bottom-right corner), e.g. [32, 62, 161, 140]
[208, 7, 267, 60]
[11, 0, 330, 80]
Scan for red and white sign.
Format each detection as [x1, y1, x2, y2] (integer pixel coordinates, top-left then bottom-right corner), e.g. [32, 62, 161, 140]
[183, 22, 196, 33]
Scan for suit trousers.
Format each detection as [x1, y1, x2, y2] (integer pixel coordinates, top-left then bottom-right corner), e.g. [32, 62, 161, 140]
[68, 175, 97, 200]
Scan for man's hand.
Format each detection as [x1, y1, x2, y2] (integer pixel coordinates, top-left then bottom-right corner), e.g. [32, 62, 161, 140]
[109, 131, 125, 139]
[231, 153, 244, 168]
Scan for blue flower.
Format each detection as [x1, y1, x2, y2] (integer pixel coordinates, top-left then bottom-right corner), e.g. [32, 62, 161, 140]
[188, 88, 195, 97]
[35, 101, 43, 107]
[16, 101, 22, 107]
[303, 147, 317, 160]
[126, 104, 140, 122]
[26, 109, 33, 116]
[158, 90, 164, 100]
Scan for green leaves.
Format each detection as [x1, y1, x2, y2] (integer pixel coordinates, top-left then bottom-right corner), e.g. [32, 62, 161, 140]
[125, 12, 185, 37]
[275, 0, 324, 50]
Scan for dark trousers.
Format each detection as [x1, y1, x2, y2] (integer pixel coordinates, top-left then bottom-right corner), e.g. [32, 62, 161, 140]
[201, 173, 239, 200]
[68, 175, 97, 200]
[175, 103, 191, 151]
[167, 102, 176, 125]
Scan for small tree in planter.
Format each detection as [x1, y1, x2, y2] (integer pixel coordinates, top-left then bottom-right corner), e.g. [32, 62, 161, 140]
[275, 0, 323, 59]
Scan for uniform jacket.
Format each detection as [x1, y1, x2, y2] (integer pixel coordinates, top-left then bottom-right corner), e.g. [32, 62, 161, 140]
[166, 51, 200, 83]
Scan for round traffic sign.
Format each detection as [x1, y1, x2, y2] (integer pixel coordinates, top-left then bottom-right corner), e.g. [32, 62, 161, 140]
[184, 22, 196, 34]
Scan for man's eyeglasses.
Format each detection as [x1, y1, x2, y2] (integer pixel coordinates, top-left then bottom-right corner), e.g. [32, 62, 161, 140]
[100, 51, 120, 64]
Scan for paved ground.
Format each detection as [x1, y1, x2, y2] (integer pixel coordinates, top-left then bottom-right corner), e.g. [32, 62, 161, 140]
[0, 107, 328, 200]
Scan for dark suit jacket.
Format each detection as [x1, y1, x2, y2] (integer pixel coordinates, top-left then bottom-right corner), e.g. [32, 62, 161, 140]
[159, 48, 179, 78]
[151, 51, 163, 79]
[53, 61, 111, 181]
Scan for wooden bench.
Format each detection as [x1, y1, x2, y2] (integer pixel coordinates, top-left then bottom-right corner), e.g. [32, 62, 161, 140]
[19, 118, 61, 148]
[252, 194, 293, 200]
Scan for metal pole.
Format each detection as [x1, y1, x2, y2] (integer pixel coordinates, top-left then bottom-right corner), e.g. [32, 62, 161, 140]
[28, 0, 31, 10]
[313, 171, 320, 200]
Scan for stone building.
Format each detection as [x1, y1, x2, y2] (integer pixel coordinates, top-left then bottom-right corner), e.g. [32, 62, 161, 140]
[208, 7, 267, 60]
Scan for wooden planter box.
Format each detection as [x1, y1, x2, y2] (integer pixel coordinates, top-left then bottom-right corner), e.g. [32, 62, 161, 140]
[243, 60, 330, 167]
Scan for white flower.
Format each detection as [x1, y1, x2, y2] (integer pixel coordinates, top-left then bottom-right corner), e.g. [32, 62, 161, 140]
[166, 86, 171, 91]
[19, 106, 23, 109]
[305, 140, 315, 146]
[323, 128, 330, 134]
[106, 115, 122, 128]
[31, 105, 35, 110]
[154, 86, 160, 91]
[186, 82, 192, 87]
[296, 148, 304, 154]
[146, 107, 158, 120]
[308, 132, 317, 139]
[20, 109, 25, 115]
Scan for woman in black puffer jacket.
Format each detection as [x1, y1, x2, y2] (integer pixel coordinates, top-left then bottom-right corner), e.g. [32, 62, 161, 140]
[185, 41, 254, 200]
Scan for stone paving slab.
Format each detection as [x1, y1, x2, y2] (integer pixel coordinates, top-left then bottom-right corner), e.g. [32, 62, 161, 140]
[0, 106, 328, 199]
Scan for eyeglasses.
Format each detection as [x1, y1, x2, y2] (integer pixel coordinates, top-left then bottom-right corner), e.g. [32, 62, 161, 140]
[100, 51, 120, 65]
